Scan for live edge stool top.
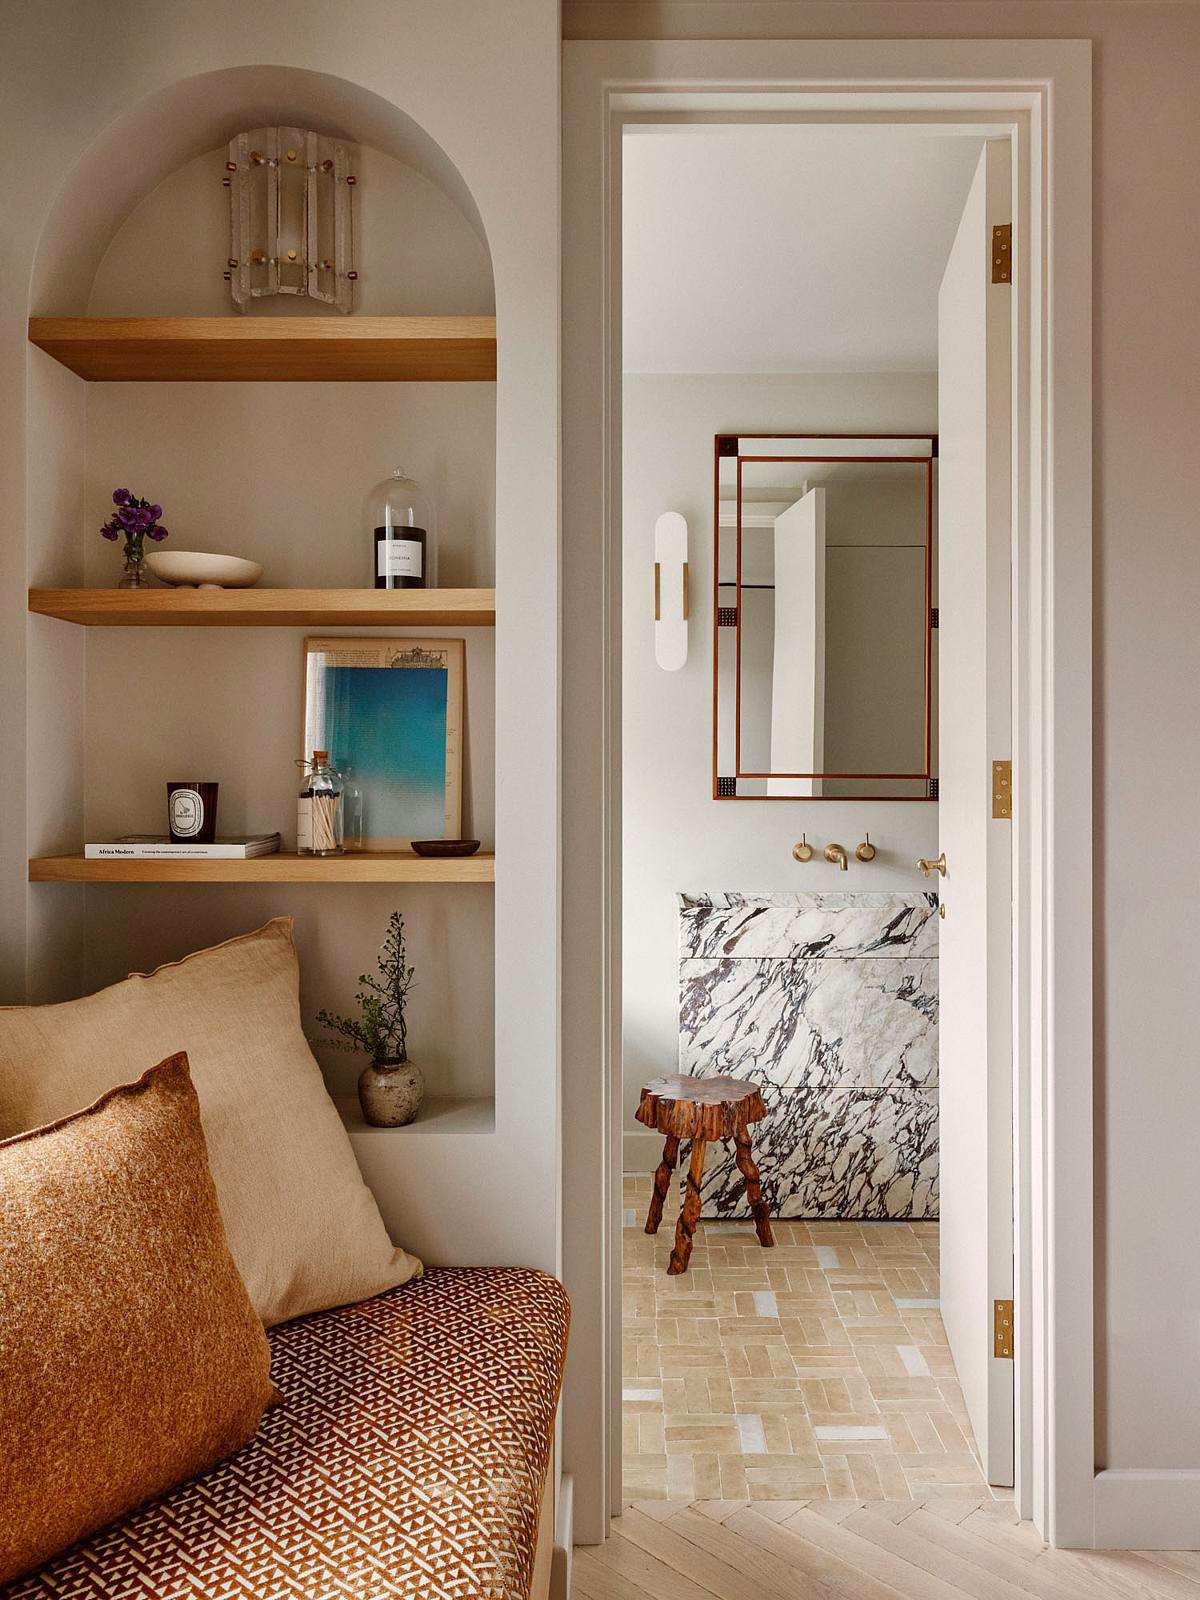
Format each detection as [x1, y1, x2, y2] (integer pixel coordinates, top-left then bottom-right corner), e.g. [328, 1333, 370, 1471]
[635, 1074, 774, 1275]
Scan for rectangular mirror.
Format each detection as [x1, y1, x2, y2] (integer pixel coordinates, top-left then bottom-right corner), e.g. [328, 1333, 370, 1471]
[714, 434, 936, 799]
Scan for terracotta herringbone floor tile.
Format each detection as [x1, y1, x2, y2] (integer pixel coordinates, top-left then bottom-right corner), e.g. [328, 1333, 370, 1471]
[622, 1174, 1007, 1503]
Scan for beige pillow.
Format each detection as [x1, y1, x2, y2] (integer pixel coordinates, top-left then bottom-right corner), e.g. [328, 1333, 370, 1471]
[0, 1054, 276, 1585]
[0, 918, 420, 1325]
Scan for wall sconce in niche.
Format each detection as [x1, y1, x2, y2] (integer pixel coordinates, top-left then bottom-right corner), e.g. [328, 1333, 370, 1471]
[226, 126, 355, 313]
[654, 512, 688, 671]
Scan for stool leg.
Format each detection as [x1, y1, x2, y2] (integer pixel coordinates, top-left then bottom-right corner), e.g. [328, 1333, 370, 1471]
[668, 1139, 707, 1275]
[645, 1135, 680, 1235]
[734, 1131, 775, 1248]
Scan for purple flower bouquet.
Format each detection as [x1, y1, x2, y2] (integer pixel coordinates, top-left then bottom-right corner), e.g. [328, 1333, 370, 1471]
[100, 489, 168, 587]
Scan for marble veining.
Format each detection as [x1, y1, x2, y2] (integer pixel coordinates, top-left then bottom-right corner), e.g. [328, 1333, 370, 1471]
[679, 890, 940, 961]
[698, 1084, 939, 1221]
[677, 892, 939, 1221]
[680, 955, 938, 1092]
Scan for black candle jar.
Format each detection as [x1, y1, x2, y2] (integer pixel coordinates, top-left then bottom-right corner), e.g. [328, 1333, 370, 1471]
[167, 782, 219, 843]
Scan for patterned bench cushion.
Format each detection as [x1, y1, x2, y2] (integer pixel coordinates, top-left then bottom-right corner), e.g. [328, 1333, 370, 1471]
[3, 1267, 570, 1600]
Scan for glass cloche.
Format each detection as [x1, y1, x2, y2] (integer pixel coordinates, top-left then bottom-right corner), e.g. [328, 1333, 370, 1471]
[365, 467, 437, 590]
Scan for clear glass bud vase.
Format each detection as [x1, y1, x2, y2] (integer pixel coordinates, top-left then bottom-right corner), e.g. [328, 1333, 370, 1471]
[118, 543, 150, 589]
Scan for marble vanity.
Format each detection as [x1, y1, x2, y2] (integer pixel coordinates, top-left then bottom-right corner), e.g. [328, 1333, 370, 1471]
[677, 891, 939, 1219]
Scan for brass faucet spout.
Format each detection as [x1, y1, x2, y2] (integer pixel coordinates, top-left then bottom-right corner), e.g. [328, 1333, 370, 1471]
[824, 843, 849, 871]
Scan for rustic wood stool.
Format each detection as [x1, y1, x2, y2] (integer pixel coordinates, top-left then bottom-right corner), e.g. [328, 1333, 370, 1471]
[635, 1074, 774, 1274]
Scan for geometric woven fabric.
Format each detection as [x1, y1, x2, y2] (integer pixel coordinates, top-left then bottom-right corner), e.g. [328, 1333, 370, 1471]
[3, 1268, 570, 1600]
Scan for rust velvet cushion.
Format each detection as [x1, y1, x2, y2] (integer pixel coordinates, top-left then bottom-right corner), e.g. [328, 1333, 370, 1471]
[0, 917, 420, 1326]
[0, 1055, 275, 1585]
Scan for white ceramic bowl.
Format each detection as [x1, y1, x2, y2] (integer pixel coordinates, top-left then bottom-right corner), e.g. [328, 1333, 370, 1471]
[145, 551, 264, 589]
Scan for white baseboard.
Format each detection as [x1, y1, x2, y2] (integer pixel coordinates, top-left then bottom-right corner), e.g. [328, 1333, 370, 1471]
[1093, 1469, 1200, 1549]
[551, 1472, 574, 1600]
[623, 1129, 663, 1173]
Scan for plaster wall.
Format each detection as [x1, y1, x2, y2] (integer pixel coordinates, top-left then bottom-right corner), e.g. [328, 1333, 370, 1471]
[622, 372, 939, 1167]
[0, 1, 561, 1294]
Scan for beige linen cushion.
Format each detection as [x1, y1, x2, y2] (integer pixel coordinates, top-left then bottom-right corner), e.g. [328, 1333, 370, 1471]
[0, 1054, 276, 1585]
[0, 918, 420, 1326]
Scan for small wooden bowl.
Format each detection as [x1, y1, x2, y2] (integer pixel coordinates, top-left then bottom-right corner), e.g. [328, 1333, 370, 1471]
[410, 839, 481, 858]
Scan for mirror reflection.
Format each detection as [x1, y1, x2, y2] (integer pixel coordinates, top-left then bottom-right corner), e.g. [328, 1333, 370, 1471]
[714, 437, 935, 799]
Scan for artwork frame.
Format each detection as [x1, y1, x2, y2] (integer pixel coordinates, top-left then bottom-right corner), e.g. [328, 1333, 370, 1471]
[302, 637, 464, 850]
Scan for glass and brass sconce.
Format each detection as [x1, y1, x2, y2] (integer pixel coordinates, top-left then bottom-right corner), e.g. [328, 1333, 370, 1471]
[224, 127, 356, 313]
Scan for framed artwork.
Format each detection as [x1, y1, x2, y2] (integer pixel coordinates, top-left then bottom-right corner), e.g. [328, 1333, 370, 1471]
[302, 637, 464, 849]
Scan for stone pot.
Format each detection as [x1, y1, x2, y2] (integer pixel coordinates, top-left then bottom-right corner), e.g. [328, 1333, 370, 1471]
[357, 1058, 424, 1127]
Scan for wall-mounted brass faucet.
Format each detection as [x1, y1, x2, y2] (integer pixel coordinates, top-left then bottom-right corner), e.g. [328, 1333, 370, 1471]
[791, 835, 814, 862]
[917, 851, 947, 878]
[824, 842, 849, 871]
[855, 834, 877, 862]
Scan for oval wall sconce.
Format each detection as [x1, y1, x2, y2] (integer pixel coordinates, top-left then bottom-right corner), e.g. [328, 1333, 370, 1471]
[654, 511, 689, 671]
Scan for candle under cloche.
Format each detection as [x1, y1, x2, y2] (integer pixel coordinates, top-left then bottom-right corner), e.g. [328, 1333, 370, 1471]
[366, 467, 437, 590]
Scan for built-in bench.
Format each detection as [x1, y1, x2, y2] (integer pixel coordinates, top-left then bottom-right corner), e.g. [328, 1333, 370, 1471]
[2, 1267, 569, 1600]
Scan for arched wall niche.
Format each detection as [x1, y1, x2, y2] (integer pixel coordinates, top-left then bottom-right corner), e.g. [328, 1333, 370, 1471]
[87, 143, 494, 318]
[30, 63, 494, 314]
[22, 61, 499, 1114]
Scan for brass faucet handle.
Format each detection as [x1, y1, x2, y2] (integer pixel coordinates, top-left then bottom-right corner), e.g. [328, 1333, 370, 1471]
[855, 834, 877, 863]
[917, 851, 948, 878]
[792, 836, 813, 863]
[824, 843, 849, 871]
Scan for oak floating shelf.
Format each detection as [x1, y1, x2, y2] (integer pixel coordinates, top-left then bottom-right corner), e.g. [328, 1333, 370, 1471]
[27, 316, 497, 382]
[28, 587, 496, 628]
[29, 852, 496, 885]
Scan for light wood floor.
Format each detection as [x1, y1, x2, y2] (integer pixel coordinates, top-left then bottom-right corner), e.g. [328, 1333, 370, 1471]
[573, 1497, 1200, 1599]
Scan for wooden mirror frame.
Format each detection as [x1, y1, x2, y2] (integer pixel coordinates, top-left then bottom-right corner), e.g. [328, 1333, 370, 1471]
[712, 432, 937, 801]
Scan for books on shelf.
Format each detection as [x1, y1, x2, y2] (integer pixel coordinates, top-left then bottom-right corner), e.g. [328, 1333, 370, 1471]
[84, 834, 282, 861]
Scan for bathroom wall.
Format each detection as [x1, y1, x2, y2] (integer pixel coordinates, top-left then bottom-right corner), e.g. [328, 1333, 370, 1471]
[622, 371, 939, 1168]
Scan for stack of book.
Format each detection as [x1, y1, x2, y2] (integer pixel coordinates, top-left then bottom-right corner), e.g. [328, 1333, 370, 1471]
[84, 834, 282, 860]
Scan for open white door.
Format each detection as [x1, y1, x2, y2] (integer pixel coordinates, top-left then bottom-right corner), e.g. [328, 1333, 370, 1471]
[936, 140, 1014, 1488]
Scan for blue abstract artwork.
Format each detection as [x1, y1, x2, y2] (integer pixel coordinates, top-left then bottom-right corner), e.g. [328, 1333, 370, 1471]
[304, 639, 463, 847]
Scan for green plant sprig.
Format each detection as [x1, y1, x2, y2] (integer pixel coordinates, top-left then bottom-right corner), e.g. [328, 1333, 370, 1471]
[316, 911, 416, 1064]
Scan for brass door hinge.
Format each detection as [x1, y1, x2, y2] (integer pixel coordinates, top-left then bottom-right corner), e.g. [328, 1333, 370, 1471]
[992, 759, 1012, 819]
[994, 1298, 1014, 1360]
[992, 223, 1012, 284]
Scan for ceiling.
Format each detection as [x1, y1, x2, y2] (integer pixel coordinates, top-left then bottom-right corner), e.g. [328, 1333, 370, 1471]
[622, 126, 984, 374]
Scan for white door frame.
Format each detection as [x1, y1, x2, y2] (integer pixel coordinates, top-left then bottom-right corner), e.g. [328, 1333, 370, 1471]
[560, 38, 1093, 1549]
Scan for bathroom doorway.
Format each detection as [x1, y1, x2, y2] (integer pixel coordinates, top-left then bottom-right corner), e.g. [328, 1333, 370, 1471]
[561, 36, 1094, 1552]
[615, 119, 1016, 1508]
